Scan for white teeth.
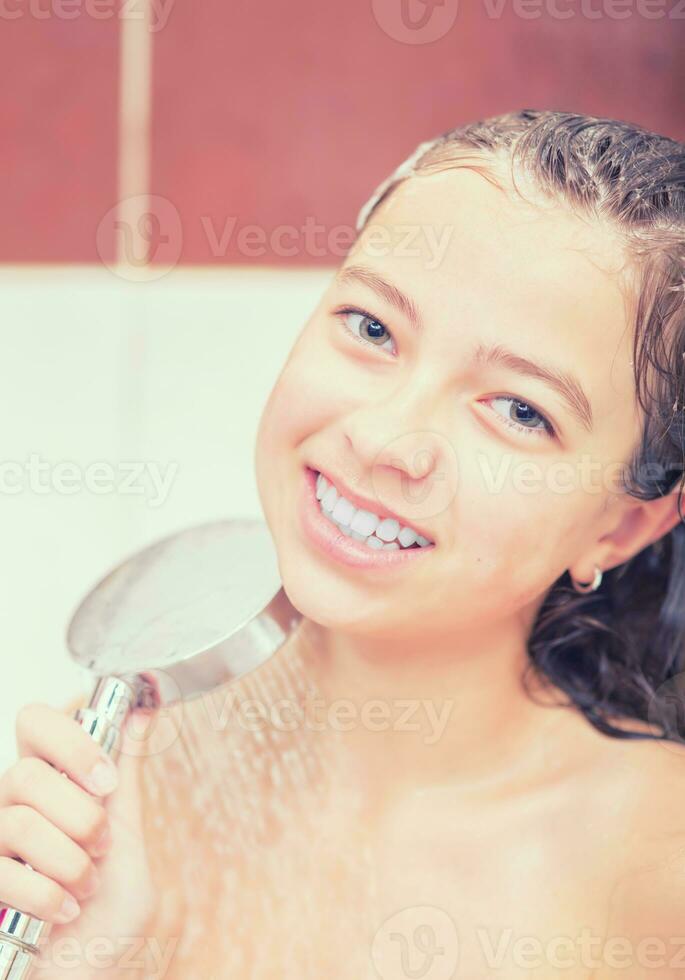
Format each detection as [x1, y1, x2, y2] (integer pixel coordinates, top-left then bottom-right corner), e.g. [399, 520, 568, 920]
[350, 509, 379, 537]
[314, 469, 433, 551]
[398, 526, 418, 547]
[376, 517, 400, 543]
[321, 485, 338, 513]
[331, 496, 356, 526]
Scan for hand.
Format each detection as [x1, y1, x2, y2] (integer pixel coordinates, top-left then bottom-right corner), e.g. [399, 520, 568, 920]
[0, 700, 158, 978]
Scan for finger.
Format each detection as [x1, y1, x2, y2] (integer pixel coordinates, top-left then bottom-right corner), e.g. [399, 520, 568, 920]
[0, 758, 110, 859]
[15, 702, 119, 798]
[0, 856, 81, 924]
[0, 805, 100, 904]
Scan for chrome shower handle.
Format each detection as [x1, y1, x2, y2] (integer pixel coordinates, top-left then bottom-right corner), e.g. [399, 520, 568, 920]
[0, 675, 149, 980]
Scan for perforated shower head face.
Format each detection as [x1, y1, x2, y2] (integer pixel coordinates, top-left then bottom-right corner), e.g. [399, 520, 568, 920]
[65, 520, 302, 707]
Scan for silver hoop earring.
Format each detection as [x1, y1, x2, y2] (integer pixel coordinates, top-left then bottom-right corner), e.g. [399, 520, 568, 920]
[572, 565, 603, 593]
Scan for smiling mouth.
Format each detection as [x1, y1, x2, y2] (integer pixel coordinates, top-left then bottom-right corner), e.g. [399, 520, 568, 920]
[312, 468, 434, 551]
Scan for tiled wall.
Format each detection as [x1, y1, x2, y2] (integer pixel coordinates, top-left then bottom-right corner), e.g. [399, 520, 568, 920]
[1, 0, 683, 264]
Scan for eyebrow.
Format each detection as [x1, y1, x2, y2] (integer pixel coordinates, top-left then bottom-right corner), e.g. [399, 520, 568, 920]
[337, 265, 424, 333]
[335, 264, 594, 433]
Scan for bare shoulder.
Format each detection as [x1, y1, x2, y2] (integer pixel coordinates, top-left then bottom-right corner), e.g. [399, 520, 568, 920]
[586, 714, 685, 847]
[589, 725, 685, 978]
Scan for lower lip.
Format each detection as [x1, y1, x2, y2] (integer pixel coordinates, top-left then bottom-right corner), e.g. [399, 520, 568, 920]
[298, 466, 435, 570]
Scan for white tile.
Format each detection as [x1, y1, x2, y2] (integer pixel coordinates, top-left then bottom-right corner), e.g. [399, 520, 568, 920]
[0, 264, 333, 770]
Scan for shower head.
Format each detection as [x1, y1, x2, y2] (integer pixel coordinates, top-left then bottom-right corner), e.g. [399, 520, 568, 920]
[0, 518, 302, 979]
[65, 517, 302, 711]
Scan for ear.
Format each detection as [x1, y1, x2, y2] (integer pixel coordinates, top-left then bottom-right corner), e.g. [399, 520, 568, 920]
[595, 488, 684, 572]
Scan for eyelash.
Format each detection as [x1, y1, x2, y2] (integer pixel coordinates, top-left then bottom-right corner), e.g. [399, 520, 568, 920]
[333, 305, 557, 441]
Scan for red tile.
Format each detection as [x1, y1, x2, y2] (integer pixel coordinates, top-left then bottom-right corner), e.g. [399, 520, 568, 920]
[150, 0, 685, 266]
[0, 10, 119, 261]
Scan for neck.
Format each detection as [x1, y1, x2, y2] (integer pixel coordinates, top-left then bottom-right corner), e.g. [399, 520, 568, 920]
[294, 612, 572, 809]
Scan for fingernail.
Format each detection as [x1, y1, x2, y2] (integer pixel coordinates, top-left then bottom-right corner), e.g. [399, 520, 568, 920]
[55, 894, 80, 924]
[84, 756, 118, 795]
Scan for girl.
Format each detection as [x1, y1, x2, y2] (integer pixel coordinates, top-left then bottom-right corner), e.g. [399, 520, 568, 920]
[3, 108, 685, 979]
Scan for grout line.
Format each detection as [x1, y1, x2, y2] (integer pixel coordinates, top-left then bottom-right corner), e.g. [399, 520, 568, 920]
[115, 1, 154, 539]
[116, 0, 154, 269]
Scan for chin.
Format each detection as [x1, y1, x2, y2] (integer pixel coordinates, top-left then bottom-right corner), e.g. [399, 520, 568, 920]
[270, 536, 349, 628]
[274, 550, 417, 644]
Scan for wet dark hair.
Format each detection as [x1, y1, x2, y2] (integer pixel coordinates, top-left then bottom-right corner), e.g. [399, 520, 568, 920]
[356, 109, 685, 744]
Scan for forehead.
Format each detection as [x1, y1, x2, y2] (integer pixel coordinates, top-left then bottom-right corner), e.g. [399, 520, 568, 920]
[346, 167, 641, 449]
[357, 166, 629, 312]
[360, 168, 632, 346]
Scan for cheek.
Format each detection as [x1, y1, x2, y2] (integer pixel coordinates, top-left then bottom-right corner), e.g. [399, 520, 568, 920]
[259, 368, 322, 453]
[256, 334, 356, 456]
[253, 339, 337, 505]
[512, 494, 599, 596]
[447, 460, 602, 604]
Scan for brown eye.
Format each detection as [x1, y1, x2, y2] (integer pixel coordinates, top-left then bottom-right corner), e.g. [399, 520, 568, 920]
[485, 396, 555, 440]
[359, 315, 389, 345]
[337, 309, 395, 354]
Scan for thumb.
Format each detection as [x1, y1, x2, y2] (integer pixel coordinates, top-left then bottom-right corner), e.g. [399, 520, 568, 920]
[102, 705, 157, 837]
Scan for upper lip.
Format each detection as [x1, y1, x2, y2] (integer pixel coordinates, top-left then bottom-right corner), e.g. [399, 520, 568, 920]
[307, 464, 435, 543]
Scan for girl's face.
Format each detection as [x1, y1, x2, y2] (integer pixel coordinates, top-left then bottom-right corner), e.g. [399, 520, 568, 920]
[254, 167, 641, 648]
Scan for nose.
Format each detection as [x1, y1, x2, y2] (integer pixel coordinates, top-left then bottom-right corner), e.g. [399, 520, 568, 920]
[341, 386, 442, 482]
[340, 383, 457, 530]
